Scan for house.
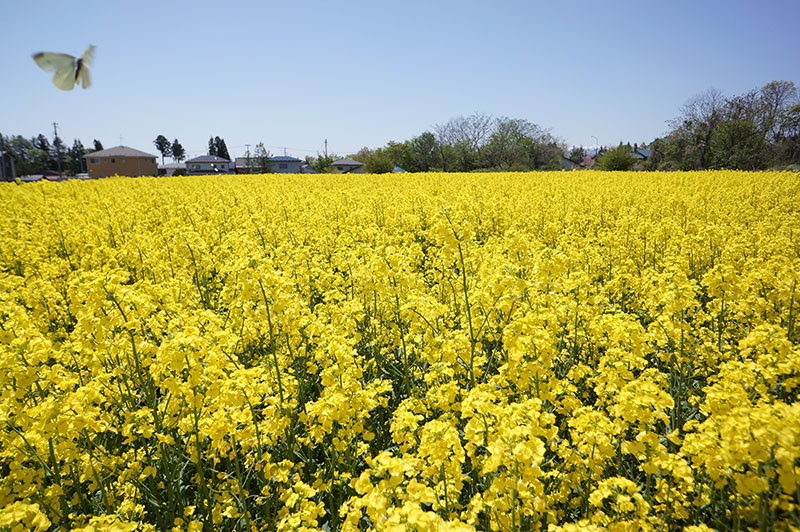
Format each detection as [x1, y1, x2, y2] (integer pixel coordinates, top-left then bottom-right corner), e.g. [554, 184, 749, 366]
[269, 156, 302, 173]
[632, 146, 651, 161]
[300, 163, 318, 173]
[234, 157, 255, 174]
[234, 155, 302, 173]
[0, 151, 16, 181]
[333, 157, 365, 174]
[84, 145, 158, 178]
[185, 155, 232, 175]
[392, 166, 406, 173]
[560, 156, 581, 170]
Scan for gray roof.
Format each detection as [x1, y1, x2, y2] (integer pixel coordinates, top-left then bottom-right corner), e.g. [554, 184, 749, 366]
[84, 145, 158, 158]
[333, 157, 363, 166]
[270, 155, 301, 162]
[185, 155, 231, 163]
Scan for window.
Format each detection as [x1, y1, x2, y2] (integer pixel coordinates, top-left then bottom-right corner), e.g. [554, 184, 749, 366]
[111, 158, 116, 163]
[279, 163, 288, 169]
[90, 158, 99, 164]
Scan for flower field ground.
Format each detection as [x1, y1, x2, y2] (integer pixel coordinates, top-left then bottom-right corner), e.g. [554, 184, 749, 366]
[0, 171, 799, 532]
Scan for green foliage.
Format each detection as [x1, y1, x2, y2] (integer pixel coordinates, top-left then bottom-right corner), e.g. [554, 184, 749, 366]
[67, 140, 86, 175]
[655, 80, 800, 170]
[310, 154, 335, 173]
[595, 144, 636, 171]
[154, 135, 172, 164]
[253, 142, 271, 173]
[363, 148, 394, 173]
[171, 139, 185, 163]
[214, 136, 230, 161]
[710, 120, 766, 170]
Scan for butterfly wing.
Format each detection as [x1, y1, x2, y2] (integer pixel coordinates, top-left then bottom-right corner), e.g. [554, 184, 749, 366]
[77, 62, 91, 89]
[33, 52, 77, 90]
[76, 45, 95, 88]
[33, 52, 74, 72]
[52, 62, 77, 90]
[80, 45, 95, 67]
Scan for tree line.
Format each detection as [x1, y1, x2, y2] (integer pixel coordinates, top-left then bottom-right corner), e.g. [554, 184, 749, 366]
[5, 80, 797, 177]
[341, 113, 568, 173]
[640, 80, 799, 171]
[153, 135, 187, 165]
[0, 134, 104, 176]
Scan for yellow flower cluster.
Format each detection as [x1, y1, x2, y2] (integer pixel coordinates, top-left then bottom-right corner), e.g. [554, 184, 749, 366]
[0, 171, 798, 531]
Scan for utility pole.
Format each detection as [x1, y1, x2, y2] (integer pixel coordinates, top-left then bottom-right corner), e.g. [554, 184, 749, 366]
[52, 122, 63, 174]
[324, 138, 328, 158]
[245, 143, 251, 173]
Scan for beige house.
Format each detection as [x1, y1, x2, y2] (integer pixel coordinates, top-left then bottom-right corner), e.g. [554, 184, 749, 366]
[85, 146, 158, 178]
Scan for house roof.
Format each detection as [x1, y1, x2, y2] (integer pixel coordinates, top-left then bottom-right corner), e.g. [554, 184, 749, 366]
[84, 145, 157, 158]
[185, 155, 231, 163]
[270, 156, 301, 162]
[633, 148, 652, 159]
[333, 157, 363, 166]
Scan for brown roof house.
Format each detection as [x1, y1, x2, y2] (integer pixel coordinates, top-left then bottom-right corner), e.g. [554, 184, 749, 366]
[85, 146, 158, 178]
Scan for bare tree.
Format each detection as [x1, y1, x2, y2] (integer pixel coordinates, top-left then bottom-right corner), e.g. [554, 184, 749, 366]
[670, 88, 726, 168]
[760, 80, 798, 140]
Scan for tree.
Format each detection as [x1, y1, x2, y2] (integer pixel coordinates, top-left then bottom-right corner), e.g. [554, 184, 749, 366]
[774, 103, 800, 164]
[310, 153, 335, 173]
[52, 135, 66, 173]
[214, 137, 230, 161]
[709, 120, 766, 170]
[363, 148, 394, 173]
[67, 139, 86, 174]
[760, 80, 798, 141]
[595, 144, 636, 171]
[93, 139, 103, 151]
[669, 88, 726, 169]
[171, 139, 185, 163]
[410, 132, 438, 171]
[208, 136, 217, 157]
[253, 142, 271, 173]
[567, 146, 586, 163]
[153, 135, 172, 164]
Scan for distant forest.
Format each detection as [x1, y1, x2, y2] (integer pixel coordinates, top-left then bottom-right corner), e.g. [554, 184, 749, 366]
[3, 81, 798, 176]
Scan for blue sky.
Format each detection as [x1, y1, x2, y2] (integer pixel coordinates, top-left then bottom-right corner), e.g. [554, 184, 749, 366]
[3, 0, 799, 161]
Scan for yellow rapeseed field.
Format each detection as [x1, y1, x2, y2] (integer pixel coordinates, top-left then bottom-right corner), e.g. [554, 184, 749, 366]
[0, 171, 798, 531]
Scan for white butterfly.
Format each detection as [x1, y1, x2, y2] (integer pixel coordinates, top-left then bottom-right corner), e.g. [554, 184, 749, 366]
[32, 45, 95, 90]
